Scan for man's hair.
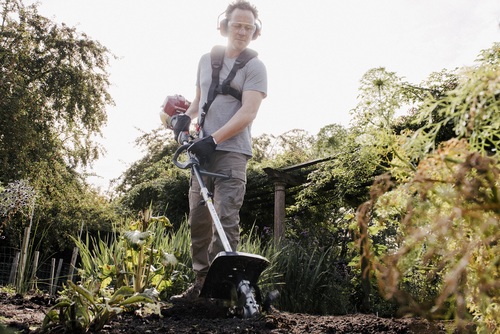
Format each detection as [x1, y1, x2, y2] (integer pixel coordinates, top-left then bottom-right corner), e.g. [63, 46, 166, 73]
[225, 0, 259, 20]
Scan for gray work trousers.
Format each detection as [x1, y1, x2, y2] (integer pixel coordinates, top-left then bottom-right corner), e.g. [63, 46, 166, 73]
[188, 151, 248, 274]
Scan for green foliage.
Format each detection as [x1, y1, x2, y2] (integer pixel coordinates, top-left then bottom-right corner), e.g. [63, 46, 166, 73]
[314, 123, 349, 158]
[0, 0, 113, 180]
[250, 133, 274, 165]
[3, 159, 118, 254]
[263, 129, 316, 167]
[73, 213, 188, 300]
[268, 241, 354, 315]
[286, 127, 379, 248]
[0, 0, 119, 254]
[372, 141, 500, 331]
[114, 128, 190, 228]
[40, 281, 154, 333]
[284, 67, 414, 250]
[360, 43, 500, 332]
[399, 44, 500, 164]
[350, 67, 406, 131]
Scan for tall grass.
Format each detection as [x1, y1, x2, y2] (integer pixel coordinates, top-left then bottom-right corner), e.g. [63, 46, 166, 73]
[267, 242, 354, 315]
[239, 225, 361, 315]
[238, 224, 282, 299]
[155, 218, 192, 268]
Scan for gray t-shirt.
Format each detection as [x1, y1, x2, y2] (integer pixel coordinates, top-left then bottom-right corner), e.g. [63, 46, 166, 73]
[196, 48, 267, 157]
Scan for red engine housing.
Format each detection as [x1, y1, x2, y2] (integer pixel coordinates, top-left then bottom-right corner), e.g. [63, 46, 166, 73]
[162, 94, 191, 117]
[160, 94, 191, 129]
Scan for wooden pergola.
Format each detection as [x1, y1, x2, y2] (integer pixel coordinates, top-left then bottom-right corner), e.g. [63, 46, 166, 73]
[263, 157, 333, 245]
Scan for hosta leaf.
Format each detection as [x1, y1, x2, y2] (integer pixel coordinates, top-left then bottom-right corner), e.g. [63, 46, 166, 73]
[123, 230, 151, 248]
[119, 294, 154, 306]
[160, 251, 178, 266]
[109, 286, 135, 304]
[68, 280, 95, 305]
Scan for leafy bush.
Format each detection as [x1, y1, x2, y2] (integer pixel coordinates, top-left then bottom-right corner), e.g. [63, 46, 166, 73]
[362, 43, 500, 332]
[40, 281, 154, 333]
[73, 212, 190, 300]
[373, 141, 500, 331]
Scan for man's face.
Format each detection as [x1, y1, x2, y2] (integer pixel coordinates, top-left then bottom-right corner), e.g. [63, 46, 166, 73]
[227, 8, 256, 53]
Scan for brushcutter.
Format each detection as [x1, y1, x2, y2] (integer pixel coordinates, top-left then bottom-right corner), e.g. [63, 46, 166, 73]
[172, 143, 271, 318]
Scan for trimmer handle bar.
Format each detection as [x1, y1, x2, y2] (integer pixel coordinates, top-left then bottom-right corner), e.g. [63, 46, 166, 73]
[173, 142, 233, 253]
[172, 143, 230, 180]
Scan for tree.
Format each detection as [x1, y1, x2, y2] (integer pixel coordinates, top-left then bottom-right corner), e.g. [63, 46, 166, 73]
[0, 0, 117, 253]
[314, 123, 348, 158]
[114, 128, 190, 228]
[0, 0, 113, 182]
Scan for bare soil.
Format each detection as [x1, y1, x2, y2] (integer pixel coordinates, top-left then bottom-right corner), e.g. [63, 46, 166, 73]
[0, 292, 464, 334]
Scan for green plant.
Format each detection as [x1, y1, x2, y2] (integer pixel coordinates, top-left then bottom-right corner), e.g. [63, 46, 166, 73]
[40, 280, 154, 333]
[269, 241, 353, 315]
[373, 141, 500, 332]
[73, 212, 192, 301]
[344, 44, 500, 333]
[0, 180, 40, 294]
[237, 224, 281, 301]
[41, 212, 190, 333]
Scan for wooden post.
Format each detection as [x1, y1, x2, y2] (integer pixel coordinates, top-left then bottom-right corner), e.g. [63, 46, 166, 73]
[54, 258, 63, 294]
[68, 246, 79, 283]
[17, 227, 31, 291]
[67, 221, 84, 283]
[30, 251, 40, 291]
[273, 181, 286, 246]
[358, 203, 372, 313]
[9, 252, 20, 284]
[49, 258, 56, 296]
[263, 159, 331, 246]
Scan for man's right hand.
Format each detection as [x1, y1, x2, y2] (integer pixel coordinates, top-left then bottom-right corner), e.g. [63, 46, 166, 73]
[171, 114, 191, 144]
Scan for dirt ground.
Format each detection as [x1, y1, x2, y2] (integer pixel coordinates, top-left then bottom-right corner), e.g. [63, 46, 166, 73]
[0, 292, 466, 334]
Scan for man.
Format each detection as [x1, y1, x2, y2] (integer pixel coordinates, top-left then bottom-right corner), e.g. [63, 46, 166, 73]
[171, 0, 267, 302]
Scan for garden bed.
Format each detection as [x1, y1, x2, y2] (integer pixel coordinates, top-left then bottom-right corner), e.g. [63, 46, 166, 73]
[0, 292, 463, 333]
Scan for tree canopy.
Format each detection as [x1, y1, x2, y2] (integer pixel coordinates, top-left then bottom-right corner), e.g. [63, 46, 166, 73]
[1, 0, 113, 182]
[0, 0, 117, 253]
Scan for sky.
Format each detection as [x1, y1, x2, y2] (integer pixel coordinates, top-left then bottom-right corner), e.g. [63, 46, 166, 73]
[23, 0, 500, 191]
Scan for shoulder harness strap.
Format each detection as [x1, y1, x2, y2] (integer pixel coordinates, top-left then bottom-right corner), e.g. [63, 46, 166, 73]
[199, 46, 257, 130]
[206, 45, 225, 112]
[218, 47, 258, 101]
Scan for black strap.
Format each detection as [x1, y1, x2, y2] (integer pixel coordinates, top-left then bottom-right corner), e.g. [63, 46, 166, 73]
[218, 47, 257, 100]
[205, 45, 225, 115]
[199, 46, 257, 131]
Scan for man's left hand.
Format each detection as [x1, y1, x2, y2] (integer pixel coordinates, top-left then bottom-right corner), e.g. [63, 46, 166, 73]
[188, 136, 217, 164]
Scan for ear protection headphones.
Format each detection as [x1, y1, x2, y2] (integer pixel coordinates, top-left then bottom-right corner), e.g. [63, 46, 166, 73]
[217, 11, 262, 40]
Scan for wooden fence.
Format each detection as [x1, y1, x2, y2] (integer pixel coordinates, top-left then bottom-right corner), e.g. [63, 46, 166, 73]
[1, 246, 79, 296]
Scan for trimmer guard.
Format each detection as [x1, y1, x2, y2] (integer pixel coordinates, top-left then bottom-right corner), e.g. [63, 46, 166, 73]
[200, 251, 270, 300]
